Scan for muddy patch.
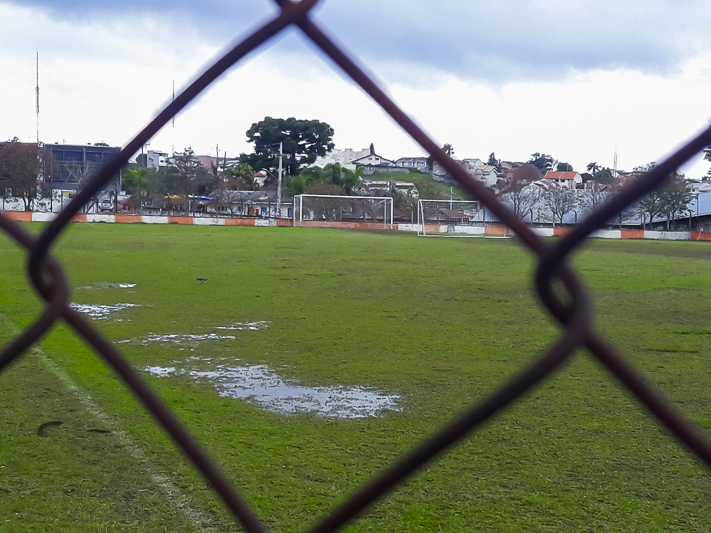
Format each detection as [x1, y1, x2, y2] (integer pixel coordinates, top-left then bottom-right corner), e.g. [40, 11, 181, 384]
[143, 358, 401, 419]
[70, 303, 139, 320]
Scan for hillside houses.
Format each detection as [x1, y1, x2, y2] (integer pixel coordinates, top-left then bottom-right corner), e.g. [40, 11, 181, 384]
[432, 158, 499, 190]
[312, 144, 428, 175]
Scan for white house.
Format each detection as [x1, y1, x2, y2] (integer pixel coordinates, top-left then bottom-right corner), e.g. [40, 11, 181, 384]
[543, 171, 583, 189]
[461, 159, 499, 189]
[352, 144, 395, 167]
[311, 147, 370, 170]
[352, 144, 407, 175]
[433, 157, 499, 189]
[395, 157, 429, 173]
[358, 179, 419, 198]
[137, 150, 169, 170]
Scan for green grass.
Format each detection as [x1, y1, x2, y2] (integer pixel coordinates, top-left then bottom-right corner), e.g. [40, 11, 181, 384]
[1, 225, 711, 531]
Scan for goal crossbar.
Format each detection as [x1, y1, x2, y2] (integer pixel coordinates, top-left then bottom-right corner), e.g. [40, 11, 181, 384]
[417, 199, 509, 237]
[294, 194, 394, 228]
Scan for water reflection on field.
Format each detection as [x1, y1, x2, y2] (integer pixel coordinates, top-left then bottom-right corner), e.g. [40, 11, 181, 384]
[69, 303, 139, 320]
[143, 358, 401, 419]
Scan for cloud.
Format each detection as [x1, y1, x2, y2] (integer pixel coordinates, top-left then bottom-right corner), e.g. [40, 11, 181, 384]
[8, 0, 711, 85]
[2, 1, 709, 179]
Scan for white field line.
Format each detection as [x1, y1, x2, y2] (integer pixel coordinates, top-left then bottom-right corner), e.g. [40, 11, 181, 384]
[0, 314, 217, 532]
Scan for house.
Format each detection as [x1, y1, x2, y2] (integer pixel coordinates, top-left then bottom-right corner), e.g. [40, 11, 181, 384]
[543, 171, 583, 189]
[393, 181, 419, 198]
[395, 157, 429, 173]
[136, 150, 169, 170]
[43, 142, 122, 192]
[688, 181, 711, 194]
[195, 154, 242, 173]
[358, 179, 419, 198]
[311, 147, 370, 170]
[461, 159, 499, 189]
[432, 157, 499, 189]
[431, 158, 455, 182]
[352, 144, 407, 175]
[253, 171, 268, 188]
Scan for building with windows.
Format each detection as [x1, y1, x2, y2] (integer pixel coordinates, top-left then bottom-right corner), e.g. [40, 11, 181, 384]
[45, 143, 122, 192]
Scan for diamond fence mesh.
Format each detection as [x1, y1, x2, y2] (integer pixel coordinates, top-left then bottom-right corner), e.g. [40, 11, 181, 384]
[2, 1, 711, 531]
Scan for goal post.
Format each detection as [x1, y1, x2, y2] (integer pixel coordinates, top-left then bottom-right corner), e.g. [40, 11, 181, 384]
[293, 194, 393, 228]
[418, 199, 507, 237]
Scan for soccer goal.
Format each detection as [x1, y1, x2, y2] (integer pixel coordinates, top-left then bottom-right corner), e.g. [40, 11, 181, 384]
[293, 194, 394, 229]
[418, 199, 506, 237]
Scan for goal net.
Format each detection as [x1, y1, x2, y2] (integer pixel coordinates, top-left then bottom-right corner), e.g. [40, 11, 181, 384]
[418, 199, 496, 237]
[293, 194, 393, 228]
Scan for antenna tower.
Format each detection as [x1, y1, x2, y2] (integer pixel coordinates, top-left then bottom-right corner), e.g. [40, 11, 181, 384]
[36, 52, 40, 144]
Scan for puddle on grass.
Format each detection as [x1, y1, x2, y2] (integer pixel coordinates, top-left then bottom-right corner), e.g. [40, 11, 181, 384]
[216, 321, 270, 331]
[69, 303, 139, 320]
[76, 282, 137, 290]
[143, 358, 401, 419]
[121, 333, 237, 345]
[119, 322, 270, 346]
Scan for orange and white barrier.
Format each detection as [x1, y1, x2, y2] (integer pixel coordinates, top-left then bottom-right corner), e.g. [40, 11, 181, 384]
[2, 211, 710, 242]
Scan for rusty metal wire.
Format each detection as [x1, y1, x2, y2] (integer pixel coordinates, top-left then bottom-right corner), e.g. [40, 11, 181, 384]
[2, 0, 711, 531]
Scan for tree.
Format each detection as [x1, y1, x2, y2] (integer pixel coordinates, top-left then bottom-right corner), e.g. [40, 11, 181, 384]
[304, 181, 346, 196]
[286, 163, 361, 197]
[660, 174, 692, 230]
[122, 167, 157, 212]
[586, 162, 601, 175]
[224, 163, 257, 191]
[240, 117, 335, 176]
[527, 153, 557, 172]
[637, 188, 666, 229]
[163, 147, 209, 213]
[556, 162, 573, 172]
[579, 167, 618, 216]
[579, 181, 618, 215]
[497, 164, 541, 219]
[64, 158, 104, 212]
[543, 183, 577, 226]
[487, 152, 500, 170]
[302, 181, 349, 220]
[635, 166, 690, 229]
[0, 139, 51, 211]
[592, 167, 615, 185]
[633, 162, 656, 173]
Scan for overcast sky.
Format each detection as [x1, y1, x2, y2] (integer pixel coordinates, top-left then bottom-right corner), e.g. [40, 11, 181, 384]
[1, 0, 710, 177]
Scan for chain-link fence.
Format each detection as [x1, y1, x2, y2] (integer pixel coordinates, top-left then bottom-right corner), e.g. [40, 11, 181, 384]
[2, 1, 711, 531]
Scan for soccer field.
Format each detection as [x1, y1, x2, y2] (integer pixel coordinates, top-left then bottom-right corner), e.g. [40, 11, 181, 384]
[1, 223, 711, 532]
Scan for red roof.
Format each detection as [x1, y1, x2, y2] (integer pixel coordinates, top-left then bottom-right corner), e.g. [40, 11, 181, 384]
[544, 171, 579, 180]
